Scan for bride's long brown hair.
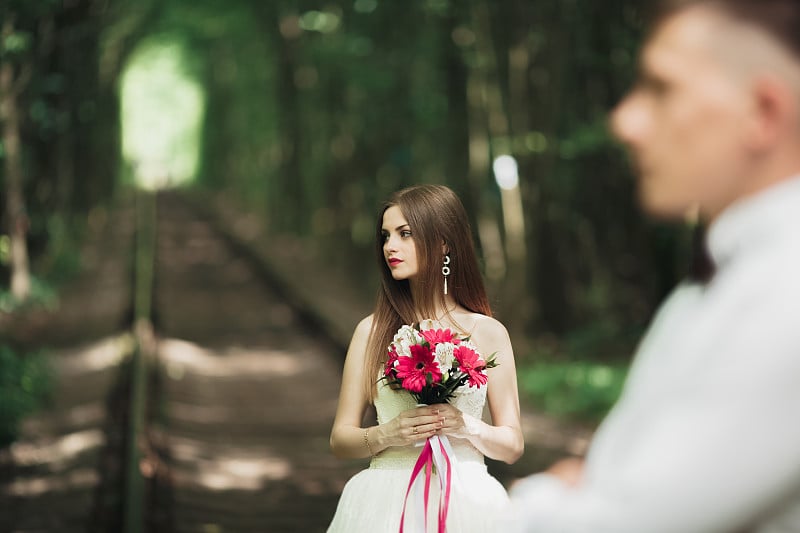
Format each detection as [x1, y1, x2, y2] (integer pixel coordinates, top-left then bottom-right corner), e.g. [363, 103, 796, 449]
[364, 185, 492, 399]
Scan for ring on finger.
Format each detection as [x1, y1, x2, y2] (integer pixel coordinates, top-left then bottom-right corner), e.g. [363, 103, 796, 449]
[413, 426, 418, 434]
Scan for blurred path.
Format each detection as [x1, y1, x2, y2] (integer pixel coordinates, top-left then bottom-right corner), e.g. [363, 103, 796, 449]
[150, 193, 363, 532]
[0, 335, 134, 532]
[0, 200, 136, 532]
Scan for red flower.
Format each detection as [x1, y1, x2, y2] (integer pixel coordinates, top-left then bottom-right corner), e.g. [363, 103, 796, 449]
[395, 344, 442, 393]
[384, 347, 399, 377]
[420, 328, 461, 347]
[454, 345, 488, 388]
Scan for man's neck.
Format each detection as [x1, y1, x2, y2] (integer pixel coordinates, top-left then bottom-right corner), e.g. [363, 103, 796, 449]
[706, 149, 800, 223]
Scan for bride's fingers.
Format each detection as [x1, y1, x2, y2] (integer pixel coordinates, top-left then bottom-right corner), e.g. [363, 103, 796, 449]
[412, 406, 439, 416]
[409, 414, 443, 427]
[409, 420, 443, 440]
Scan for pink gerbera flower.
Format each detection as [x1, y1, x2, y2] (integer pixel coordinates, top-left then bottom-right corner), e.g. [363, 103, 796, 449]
[420, 328, 461, 347]
[395, 344, 442, 393]
[384, 347, 399, 377]
[454, 345, 488, 388]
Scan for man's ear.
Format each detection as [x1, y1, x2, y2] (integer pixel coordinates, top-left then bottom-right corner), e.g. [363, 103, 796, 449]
[746, 74, 797, 152]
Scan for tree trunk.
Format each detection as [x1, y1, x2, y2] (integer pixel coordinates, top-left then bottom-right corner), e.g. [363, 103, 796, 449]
[262, 3, 304, 233]
[520, 3, 572, 335]
[441, 10, 476, 225]
[1, 17, 31, 302]
[469, 0, 530, 327]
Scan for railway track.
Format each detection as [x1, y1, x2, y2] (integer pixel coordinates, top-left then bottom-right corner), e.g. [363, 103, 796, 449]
[144, 192, 358, 532]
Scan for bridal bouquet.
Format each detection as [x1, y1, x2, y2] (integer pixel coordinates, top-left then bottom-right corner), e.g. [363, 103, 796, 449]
[382, 323, 497, 405]
[386, 323, 498, 533]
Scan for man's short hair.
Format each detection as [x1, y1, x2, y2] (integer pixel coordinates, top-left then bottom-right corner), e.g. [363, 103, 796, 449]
[653, 0, 800, 62]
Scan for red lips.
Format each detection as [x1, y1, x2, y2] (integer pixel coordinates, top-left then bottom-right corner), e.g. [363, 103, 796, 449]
[388, 258, 403, 266]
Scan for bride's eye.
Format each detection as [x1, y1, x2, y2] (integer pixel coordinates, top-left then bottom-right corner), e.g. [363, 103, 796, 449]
[400, 230, 412, 238]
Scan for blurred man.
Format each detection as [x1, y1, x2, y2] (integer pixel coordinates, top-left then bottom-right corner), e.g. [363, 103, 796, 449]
[508, 1, 800, 531]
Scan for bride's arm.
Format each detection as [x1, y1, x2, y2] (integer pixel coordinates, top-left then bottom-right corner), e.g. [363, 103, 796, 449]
[329, 316, 375, 459]
[436, 317, 524, 464]
[329, 315, 443, 459]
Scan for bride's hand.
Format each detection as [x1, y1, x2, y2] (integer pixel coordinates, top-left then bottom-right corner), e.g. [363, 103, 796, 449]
[377, 405, 444, 447]
[432, 403, 480, 439]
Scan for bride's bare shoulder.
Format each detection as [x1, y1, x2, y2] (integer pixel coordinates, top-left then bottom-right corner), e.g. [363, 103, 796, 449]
[465, 312, 506, 331]
[466, 314, 511, 344]
[354, 314, 374, 337]
[344, 315, 374, 360]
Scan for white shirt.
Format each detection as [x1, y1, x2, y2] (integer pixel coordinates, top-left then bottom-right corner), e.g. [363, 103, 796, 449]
[508, 175, 800, 533]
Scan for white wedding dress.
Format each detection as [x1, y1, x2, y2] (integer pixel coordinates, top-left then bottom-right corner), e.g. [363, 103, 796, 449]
[327, 379, 510, 532]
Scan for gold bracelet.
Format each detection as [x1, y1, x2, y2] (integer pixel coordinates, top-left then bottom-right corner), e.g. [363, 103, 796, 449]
[363, 428, 375, 457]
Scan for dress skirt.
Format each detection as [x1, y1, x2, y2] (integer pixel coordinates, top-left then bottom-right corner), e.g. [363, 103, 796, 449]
[327, 452, 510, 533]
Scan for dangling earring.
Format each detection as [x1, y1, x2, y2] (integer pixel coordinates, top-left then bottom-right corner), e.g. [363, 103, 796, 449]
[442, 254, 451, 295]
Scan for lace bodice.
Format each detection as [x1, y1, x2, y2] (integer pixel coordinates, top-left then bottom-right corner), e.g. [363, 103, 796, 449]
[370, 380, 487, 469]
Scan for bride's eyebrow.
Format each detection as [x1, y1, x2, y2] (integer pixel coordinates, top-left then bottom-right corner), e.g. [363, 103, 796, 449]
[382, 224, 410, 232]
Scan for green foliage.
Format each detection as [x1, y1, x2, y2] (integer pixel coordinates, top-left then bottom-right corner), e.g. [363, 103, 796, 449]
[1, 0, 62, 57]
[0, 345, 52, 447]
[518, 359, 628, 424]
[35, 215, 83, 286]
[558, 115, 619, 160]
[0, 275, 58, 313]
[4, 0, 688, 376]
[2, 30, 33, 55]
[0, 213, 81, 310]
[562, 319, 646, 364]
[517, 318, 643, 422]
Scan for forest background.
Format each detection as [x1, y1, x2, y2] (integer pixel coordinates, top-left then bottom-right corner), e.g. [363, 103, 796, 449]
[0, 0, 694, 441]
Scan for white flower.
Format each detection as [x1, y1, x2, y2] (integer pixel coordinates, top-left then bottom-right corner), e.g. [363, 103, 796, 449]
[460, 339, 479, 353]
[392, 324, 423, 357]
[434, 342, 457, 369]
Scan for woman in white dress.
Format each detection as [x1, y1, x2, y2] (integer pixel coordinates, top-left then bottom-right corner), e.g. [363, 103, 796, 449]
[328, 184, 524, 532]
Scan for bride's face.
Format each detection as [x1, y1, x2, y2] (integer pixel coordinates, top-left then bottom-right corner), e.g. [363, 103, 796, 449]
[381, 206, 419, 281]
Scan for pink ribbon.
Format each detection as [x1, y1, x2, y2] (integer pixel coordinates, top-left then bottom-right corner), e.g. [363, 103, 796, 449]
[399, 436, 453, 533]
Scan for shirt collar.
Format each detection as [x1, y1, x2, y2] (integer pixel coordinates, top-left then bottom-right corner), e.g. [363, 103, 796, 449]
[707, 174, 800, 272]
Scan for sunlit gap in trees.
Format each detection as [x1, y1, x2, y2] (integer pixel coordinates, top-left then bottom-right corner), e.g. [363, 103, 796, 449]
[120, 36, 205, 190]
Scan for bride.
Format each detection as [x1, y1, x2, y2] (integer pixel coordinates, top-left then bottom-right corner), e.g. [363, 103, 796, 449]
[327, 184, 524, 532]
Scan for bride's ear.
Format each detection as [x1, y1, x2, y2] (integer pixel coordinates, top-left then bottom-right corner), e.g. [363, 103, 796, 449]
[441, 240, 449, 256]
